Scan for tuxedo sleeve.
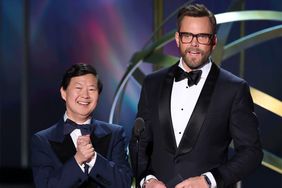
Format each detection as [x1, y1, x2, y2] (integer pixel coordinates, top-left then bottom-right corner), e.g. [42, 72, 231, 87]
[31, 134, 88, 188]
[88, 126, 132, 188]
[211, 81, 263, 187]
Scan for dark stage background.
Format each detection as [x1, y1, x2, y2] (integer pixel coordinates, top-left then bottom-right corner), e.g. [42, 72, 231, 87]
[0, 0, 281, 187]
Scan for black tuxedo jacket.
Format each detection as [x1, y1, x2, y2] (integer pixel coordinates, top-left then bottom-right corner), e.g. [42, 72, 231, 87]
[129, 62, 263, 188]
[31, 118, 132, 188]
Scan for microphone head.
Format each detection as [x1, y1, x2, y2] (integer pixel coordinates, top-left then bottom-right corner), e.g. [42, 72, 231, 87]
[134, 117, 145, 137]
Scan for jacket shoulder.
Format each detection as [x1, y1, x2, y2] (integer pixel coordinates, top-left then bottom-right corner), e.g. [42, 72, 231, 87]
[218, 67, 248, 86]
[143, 64, 177, 85]
[93, 119, 124, 133]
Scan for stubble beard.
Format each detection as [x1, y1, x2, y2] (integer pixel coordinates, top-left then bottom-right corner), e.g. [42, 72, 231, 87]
[182, 47, 211, 70]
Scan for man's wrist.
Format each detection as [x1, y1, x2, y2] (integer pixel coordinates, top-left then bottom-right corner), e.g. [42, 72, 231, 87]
[202, 172, 217, 188]
[203, 174, 211, 188]
[140, 175, 157, 188]
[142, 178, 154, 188]
[74, 154, 84, 165]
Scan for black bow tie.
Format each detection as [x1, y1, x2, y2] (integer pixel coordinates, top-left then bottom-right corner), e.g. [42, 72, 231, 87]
[174, 67, 202, 87]
[64, 119, 93, 135]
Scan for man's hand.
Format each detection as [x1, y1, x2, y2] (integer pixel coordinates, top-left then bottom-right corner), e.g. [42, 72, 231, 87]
[143, 179, 166, 188]
[175, 176, 209, 188]
[74, 135, 95, 165]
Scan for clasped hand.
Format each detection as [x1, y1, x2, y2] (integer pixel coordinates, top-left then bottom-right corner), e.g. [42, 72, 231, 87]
[174, 176, 209, 188]
[144, 176, 209, 188]
[74, 135, 95, 165]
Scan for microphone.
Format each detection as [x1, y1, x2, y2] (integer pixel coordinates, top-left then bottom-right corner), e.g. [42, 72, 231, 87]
[133, 117, 145, 188]
[134, 117, 145, 140]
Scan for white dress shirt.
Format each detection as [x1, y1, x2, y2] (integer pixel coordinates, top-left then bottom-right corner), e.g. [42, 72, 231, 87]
[171, 58, 211, 147]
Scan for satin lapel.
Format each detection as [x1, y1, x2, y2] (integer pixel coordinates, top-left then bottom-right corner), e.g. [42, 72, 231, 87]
[49, 135, 76, 164]
[91, 134, 111, 158]
[158, 63, 179, 154]
[90, 122, 112, 158]
[176, 63, 219, 156]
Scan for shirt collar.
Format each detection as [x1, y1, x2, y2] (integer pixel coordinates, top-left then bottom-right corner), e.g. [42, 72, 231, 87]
[179, 57, 212, 79]
[63, 112, 91, 124]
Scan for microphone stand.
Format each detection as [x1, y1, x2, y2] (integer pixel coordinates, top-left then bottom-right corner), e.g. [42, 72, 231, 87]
[133, 117, 145, 188]
[135, 135, 140, 188]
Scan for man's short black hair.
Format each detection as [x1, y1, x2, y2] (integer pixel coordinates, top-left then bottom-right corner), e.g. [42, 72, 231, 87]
[61, 63, 103, 94]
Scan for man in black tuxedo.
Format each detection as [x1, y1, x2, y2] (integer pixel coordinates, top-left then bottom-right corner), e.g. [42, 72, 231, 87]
[31, 64, 132, 187]
[129, 4, 263, 188]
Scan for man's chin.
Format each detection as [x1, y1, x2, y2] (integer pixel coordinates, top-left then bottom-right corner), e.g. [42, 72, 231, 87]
[185, 57, 209, 69]
[183, 60, 201, 70]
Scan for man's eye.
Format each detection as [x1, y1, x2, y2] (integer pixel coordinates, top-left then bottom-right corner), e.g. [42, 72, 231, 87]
[183, 34, 192, 38]
[89, 88, 97, 91]
[198, 34, 209, 38]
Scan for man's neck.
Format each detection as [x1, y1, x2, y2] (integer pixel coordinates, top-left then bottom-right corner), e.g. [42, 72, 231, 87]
[64, 113, 92, 124]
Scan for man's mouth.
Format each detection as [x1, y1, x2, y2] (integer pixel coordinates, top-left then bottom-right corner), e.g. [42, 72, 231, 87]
[77, 101, 90, 105]
[187, 48, 201, 55]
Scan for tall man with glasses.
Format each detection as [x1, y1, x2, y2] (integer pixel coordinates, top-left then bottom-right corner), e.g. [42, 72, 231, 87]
[129, 4, 263, 188]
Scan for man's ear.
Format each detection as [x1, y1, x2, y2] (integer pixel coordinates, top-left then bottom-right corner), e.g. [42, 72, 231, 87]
[175, 32, 180, 48]
[60, 87, 66, 101]
[211, 34, 217, 48]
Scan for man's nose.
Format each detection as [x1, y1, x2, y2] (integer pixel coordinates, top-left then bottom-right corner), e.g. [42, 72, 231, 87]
[190, 36, 199, 47]
[81, 88, 89, 97]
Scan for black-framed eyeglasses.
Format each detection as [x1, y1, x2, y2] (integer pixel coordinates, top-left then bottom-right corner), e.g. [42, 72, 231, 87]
[178, 32, 214, 45]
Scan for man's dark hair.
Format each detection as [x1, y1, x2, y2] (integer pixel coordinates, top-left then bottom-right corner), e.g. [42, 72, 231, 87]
[177, 4, 217, 34]
[61, 63, 103, 94]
